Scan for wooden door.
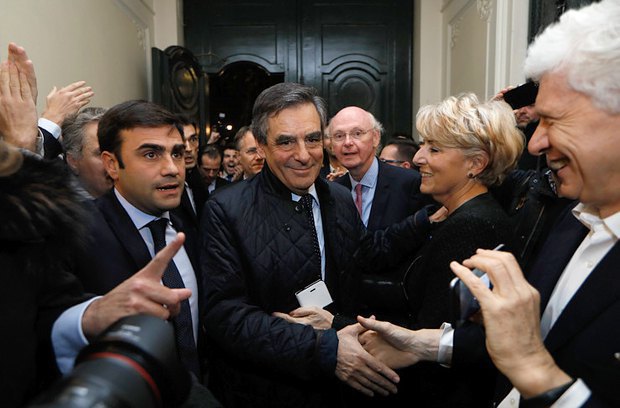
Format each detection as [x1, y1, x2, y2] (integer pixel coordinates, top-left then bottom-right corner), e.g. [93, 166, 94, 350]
[183, 0, 413, 137]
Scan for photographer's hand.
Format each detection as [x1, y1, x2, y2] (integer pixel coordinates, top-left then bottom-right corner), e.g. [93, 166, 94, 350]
[82, 233, 192, 338]
[450, 250, 572, 398]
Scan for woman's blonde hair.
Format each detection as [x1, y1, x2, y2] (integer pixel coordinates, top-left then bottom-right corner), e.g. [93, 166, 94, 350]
[415, 92, 524, 186]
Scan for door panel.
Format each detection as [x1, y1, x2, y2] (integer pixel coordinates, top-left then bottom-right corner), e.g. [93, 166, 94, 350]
[183, 0, 412, 137]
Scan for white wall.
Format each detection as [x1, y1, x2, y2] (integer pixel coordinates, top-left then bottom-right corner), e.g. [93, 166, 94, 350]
[1, 0, 529, 129]
[414, 0, 530, 130]
[0, 0, 184, 112]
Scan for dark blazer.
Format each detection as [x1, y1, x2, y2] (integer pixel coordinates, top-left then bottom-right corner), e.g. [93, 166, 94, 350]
[179, 167, 209, 226]
[454, 204, 620, 407]
[40, 126, 63, 159]
[333, 159, 429, 231]
[77, 190, 201, 294]
[75, 190, 206, 372]
[527, 206, 619, 407]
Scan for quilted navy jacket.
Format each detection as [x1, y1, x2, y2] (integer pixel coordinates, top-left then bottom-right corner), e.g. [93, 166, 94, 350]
[200, 165, 419, 407]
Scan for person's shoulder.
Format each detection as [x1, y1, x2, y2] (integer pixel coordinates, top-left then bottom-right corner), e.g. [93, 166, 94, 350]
[320, 176, 352, 200]
[331, 173, 349, 186]
[209, 176, 256, 207]
[378, 160, 420, 183]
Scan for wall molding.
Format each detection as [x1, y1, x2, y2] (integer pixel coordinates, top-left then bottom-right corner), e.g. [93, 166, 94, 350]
[113, 0, 155, 99]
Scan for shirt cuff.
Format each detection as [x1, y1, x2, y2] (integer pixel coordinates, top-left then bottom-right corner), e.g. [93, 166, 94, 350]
[551, 379, 591, 408]
[51, 297, 100, 374]
[38, 117, 62, 139]
[437, 322, 454, 366]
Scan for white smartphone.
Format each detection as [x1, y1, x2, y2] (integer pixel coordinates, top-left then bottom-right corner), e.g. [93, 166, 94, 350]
[295, 279, 333, 308]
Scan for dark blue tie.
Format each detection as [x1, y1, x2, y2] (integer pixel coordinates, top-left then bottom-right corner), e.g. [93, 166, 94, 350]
[147, 218, 200, 376]
[300, 194, 321, 278]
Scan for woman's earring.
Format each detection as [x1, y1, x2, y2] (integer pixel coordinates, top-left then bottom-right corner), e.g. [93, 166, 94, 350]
[467, 172, 474, 178]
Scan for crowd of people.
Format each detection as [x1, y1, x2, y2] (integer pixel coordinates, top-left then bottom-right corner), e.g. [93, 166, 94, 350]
[1, 1, 619, 407]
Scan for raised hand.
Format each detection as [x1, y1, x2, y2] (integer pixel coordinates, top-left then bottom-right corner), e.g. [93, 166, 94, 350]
[42, 81, 94, 126]
[81, 233, 192, 339]
[450, 249, 572, 397]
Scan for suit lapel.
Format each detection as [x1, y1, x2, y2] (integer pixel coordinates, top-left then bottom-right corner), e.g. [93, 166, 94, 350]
[544, 241, 620, 353]
[97, 191, 152, 270]
[527, 207, 587, 308]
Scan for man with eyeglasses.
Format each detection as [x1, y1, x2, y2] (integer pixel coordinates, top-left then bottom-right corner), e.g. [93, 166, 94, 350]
[233, 125, 264, 179]
[329, 106, 428, 232]
[378, 138, 419, 170]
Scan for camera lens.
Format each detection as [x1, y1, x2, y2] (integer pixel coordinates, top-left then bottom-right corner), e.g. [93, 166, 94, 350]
[30, 315, 191, 408]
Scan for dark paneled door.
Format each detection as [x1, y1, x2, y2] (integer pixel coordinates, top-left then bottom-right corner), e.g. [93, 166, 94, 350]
[183, 0, 413, 136]
[300, 1, 412, 135]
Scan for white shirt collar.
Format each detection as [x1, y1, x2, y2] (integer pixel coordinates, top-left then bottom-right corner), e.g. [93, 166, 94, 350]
[572, 202, 620, 239]
[113, 188, 170, 230]
[291, 183, 319, 204]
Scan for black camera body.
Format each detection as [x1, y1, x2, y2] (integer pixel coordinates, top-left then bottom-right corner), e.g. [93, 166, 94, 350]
[503, 81, 538, 110]
[30, 315, 190, 408]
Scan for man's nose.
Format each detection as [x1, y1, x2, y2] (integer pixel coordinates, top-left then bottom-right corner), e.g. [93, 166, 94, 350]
[528, 122, 549, 156]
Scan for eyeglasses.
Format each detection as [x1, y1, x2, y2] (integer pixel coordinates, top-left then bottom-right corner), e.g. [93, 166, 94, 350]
[330, 128, 373, 143]
[379, 158, 405, 164]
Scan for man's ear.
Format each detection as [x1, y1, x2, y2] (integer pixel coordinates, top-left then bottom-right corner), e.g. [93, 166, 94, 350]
[101, 151, 119, 182]
[66, 154, 79, 174]
[372, 129, 381, 149]
[401, 161, 412, 169]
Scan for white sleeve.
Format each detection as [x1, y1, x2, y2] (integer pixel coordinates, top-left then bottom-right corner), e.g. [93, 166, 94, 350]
[51, 297, 100, 374]
[437, 322, 454, 366]
[38, 117, 62, 140]
[551, 379, 591, 408]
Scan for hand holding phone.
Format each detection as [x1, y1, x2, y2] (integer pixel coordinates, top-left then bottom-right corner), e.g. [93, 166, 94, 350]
[449, 244, 504, 327]
[503, 81, 538, 109]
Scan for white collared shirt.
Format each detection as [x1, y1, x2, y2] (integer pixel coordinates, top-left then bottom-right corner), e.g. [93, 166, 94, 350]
[114, 189, 199, 343]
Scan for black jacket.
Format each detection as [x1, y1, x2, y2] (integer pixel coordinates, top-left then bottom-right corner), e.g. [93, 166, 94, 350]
[201, 165, 421, 407]
[0, 154, 90, 407]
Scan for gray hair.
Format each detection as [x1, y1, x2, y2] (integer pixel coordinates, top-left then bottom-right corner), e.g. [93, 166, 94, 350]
[250, 83, 327, 144]
[524, 0, 620, 113]
[61, 107, 107, 159]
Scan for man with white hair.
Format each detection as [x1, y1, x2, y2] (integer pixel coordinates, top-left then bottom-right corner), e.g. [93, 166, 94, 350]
[358, 1, 620, 406]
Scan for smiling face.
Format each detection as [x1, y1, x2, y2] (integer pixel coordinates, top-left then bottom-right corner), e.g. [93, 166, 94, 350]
[102, 126, 186, 216]
[528, 73, 620, 217]
[413, 140, 473, 206]
[259, 103, 323, 194]
[330, 107, 380, 180]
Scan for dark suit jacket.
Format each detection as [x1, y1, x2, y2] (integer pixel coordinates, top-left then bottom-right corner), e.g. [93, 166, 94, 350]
[40, 126, 63, 159]
[333, 159, 429, 231]
[75, 190, 207, 371]
[179, 167, 209, 225]
[455, 204, 620, 407]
